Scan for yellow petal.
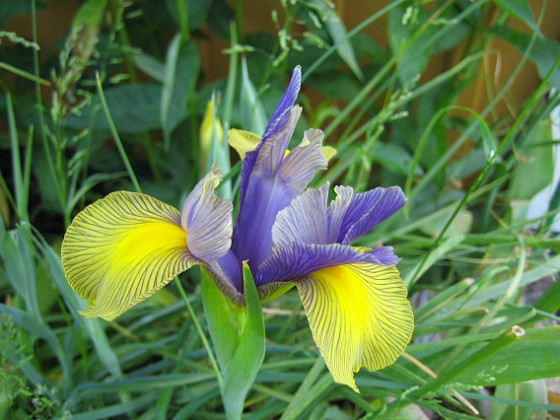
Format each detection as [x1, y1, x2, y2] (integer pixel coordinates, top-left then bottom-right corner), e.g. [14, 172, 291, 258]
[228, 128, 261, 159]
[61, 192, 196, 321]
[321, 145, 337, 162]
[297, 263, 413, 392]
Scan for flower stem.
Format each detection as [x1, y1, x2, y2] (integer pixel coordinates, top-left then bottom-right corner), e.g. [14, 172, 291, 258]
[174, 278, 224, 391]
[95, 72, 142, 193]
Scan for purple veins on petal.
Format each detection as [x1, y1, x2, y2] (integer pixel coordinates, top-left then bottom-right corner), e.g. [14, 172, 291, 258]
[254, 106, 303, 177]
[272, 184, 330, 249]
[279, 129, 328, 191]
[239, 66, 302, 205]
[256, 242, 397, 286]
[272, 183, 406, 251]
[233, 67, 328, 269]
[336, 186, 407, 244]
[181, 166, 233, 263]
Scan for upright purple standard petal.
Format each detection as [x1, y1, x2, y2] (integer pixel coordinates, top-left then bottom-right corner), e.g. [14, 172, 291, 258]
[238, 67, 302, 205]
[263, 66, 302, 139]
[232, 67, 327, 269]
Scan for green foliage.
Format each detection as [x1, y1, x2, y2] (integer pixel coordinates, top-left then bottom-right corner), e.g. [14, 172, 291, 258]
[0, 0, 559, 417]
[201, 265, 265, 419]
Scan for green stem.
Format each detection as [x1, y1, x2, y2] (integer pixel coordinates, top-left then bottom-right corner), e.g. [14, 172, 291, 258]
[408, 35, 559, 287]
[174, 278, 224, 391]
[383, 326, 525, 417]
[177, 0, 190, 42]
[96, 73, 142, 193]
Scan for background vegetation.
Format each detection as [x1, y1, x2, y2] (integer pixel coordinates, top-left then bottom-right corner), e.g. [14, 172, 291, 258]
[1, 0, 559, 418]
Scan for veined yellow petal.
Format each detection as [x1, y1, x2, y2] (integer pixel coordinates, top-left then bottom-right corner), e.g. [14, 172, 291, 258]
[62, 192, 196, 321]
[297, 263, 413, 392]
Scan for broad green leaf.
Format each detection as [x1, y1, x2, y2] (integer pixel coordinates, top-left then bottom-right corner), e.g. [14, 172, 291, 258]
[322, 10, 363, 81]
[456, 326, 560, 386]
[64, 84, 163, 133]
[493, 0, 540, 33]
[133, 53, 166, 82]
[534, 275, 560, 314]
[509, 116, 554, 200]
[491, 381, 548, 420]
[165, 0, 214, 31]
[161, 36, 199, 148]
[374, 142, 420, 176]
[200, 268, 243, 371]
[493, 26, 560, 89]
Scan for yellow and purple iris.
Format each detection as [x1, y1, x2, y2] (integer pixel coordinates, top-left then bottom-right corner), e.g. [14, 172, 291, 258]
[61, 66, 413, 392]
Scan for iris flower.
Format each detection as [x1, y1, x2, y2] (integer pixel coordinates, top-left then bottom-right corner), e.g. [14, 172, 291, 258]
[61, 66, 413, 392]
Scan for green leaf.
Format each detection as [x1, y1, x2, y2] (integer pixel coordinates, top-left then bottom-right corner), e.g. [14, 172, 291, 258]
[456, 326, 560, 386]
[133, 53, 166, 82]
[374, 142, 419, 176]
[200, 265, 265, 419]
[72, 0, 107, 30]
[2, 229, 40, 318]
[323, 11, 363, 81]
[240, 58, 268, 135]
[161, 36, 199, 148]
[491, 381, 548, 420]
[493, 0, 540, 33]
[222, 265, 265, 419]
[64, 84, 163, 133]
[166, 0, 214, 31]
[493, 26, 560, 89]
[38, 239, 122, 379]
[509, 118, 553, 200]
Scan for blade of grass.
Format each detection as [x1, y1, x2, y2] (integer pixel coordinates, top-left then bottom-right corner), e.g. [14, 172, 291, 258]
[95, 72, 142, 193]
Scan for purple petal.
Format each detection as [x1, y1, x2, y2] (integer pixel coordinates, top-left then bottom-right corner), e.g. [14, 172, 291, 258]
[233, 69, 327, 269]
[238, 67, 302, 205]
[214, 249, 243, 292]
[272, 184, 330, 248]
[232, 174, 297, 268]
[279, 129, 328, 191]
[327, 185, 353, 242]
[337, 186, 407, 244]
[263, 66, 302, 139]
[181, 166, 233, 262]
[366, 246, 400, 266]
[256, 243, 394, 286]
[253, 107, 302, 177]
